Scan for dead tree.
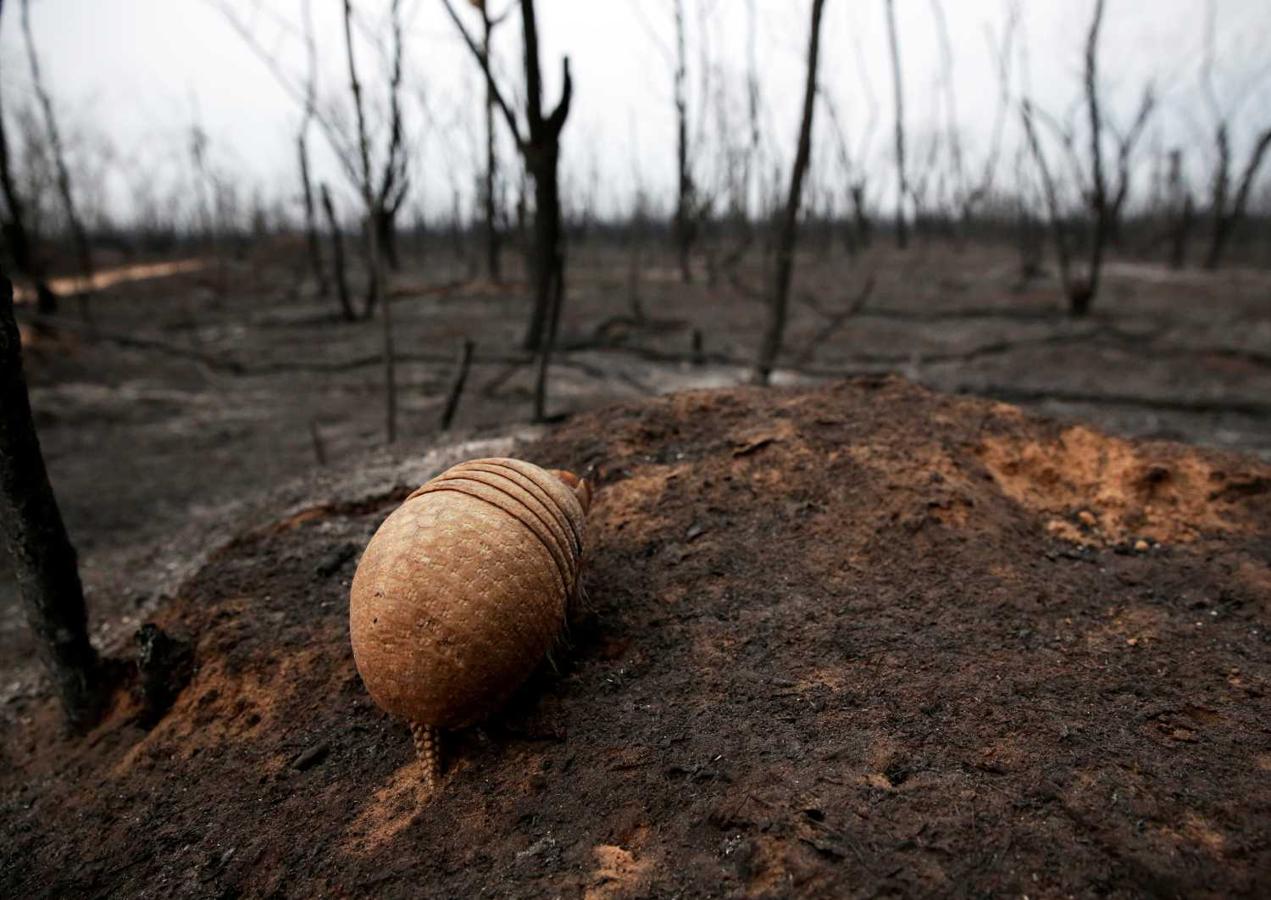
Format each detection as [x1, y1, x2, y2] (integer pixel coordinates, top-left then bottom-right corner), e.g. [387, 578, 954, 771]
[21, 0, 93, 316]
[1021, 101, 1076, 302]
[1165, 149, 1194, 269]
[821, 93, 860, 255]
[297, 0, 328, 297]
[1106, 84, 1156, 243]
[1196, 1, 1271, 270]
[210, 0, 406, 319]
[928, 0, 965, 232]
[439, 338, 475, 430]
[443, 0, 573, 354]
[473, 0, 504, 282]
[1204, 125, 1271, 269]
[320, 184, 356, 321]
[846, 30, 880, 250]
[961, 0, 1019, 226]
[883, 0, 908, 248]
[0, 1, 54, 314]
[0, 267, 105, 729]
[671, 0, 698, 282]
[752, 0, 827, 386]
[343, 0, 401, 441]
[1077, 0, 1108, 316]
[733, 0, 762, 260]
[354, 0, 409, 313]
[1022, 0, 1111, 317]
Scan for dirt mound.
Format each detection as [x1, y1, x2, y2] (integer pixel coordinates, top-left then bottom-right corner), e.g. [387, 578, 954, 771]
[979, 419, 1263, 546]
[3, 377, 1269, 897]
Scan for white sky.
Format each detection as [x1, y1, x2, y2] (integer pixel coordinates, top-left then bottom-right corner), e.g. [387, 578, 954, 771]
[2, 0, 1270, 228]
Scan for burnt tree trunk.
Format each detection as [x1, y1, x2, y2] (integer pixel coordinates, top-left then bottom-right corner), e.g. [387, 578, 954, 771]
[441, 0, 571, 355]
[341, 0, 398, 441]
[0, 0, 54, 315]
[524, 137, 566, 353]
[0, 268, 104, 729]
[1078, 0, 1108, 317]
[672, 0, 696, 283]
[851, 182, 871, 249]
[752, 0, 826, 386]
[320, 184, 356, 322]
[1165, 148, 1192, 269]
[1204, 127, 1271, 270]
[517, 0, 571, 353]
[480, 3, 502, 282]
[1170, 194, 1195, 270]
[370, 207, 400, 278]
[1203, 124, 1231, 270]
[21, 0, 93, 320]
[298, 132, 329, 297]
[0, 99, 55, 315]
[532, 247, 565, 422]
[297, 0, 327, 298]
[884, 0, 908, 249]
[1021, 102, 1077, 303]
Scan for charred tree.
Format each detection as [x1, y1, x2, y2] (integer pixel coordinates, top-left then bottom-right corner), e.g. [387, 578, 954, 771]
[298, 134, 328, 296]
[883, 0, 908, 249]
[1204, 126, 1271, 270]
[1106, 84, 1156, 244]
[671, 0, 697, 283]
[343, 0, 399, 442]
[210, 0, 401, 316]
[357, 0, 409, 320]
[21, 0, 93, 318]
[475, 0, 504, 282]
[1021, 0, 1113, 316]
[928, 0, 965, 235]
[321, 184, 356, 322]
[298, 0, 328, 297]
[1165, 149, 1194, 269]
[753, 0, 827, 386]
[0, 267, 104, 730]
[444, 0, 573, 353]
[1077, 0, 1108, 316]
[962, 0, 1019, 226]
[0, 1, 54, 314]
[1195, 1, 1271, 270]
[0, 81, 54, 314]
[1021, 101, 1077, 303]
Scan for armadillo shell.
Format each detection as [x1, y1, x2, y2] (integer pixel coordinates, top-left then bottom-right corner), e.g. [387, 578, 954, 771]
[350, 458, 587, 730]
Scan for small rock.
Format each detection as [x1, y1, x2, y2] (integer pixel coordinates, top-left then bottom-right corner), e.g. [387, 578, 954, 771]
[291, 742, 329, 771]
[1134, 539, 1149, 552]
[516, 834, 556, 861]
[1077, 510, 1098, 528]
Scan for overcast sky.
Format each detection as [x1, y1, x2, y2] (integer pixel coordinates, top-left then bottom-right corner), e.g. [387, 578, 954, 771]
[2, 0, 1270, 227]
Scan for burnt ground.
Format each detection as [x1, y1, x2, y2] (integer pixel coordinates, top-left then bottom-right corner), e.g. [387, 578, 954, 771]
[2, 238, 1270, 700]
[2, 378, 1269, 897]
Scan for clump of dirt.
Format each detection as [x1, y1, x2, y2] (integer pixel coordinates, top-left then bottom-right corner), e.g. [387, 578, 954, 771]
[2, 377, 1269, 897]
[979, 419, 1265, 546]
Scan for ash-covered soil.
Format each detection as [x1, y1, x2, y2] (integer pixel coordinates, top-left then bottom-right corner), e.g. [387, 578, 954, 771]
[5, 242, 1271, 701]
[2, 378, 1268, 897]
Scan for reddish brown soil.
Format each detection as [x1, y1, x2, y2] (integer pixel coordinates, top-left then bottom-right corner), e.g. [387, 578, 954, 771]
[3, 377, 1270, 897]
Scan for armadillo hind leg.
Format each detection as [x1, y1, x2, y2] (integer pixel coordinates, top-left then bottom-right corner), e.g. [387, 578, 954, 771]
[410, 721, 442, 788]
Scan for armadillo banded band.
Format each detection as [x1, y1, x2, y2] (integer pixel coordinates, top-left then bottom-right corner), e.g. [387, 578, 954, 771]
[409, 481, 575, 600]
[428, 470, 578, 584]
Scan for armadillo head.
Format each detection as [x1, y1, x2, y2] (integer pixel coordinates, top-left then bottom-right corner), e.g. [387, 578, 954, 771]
[549, 469, 592, 515]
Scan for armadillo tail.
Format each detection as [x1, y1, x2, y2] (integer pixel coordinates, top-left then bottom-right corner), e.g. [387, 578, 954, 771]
[410, 721, 442, 789]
